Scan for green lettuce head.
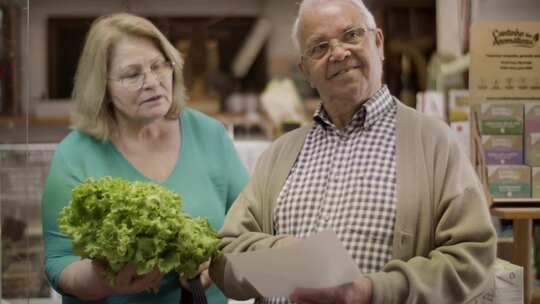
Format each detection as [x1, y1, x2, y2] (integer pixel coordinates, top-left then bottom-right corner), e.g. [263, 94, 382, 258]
[58, 176, 219, 284]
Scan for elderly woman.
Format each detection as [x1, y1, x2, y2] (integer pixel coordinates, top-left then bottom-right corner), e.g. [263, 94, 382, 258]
[41, 13, 248, 304]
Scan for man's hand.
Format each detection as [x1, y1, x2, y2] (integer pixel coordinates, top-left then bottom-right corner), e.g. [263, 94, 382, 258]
[180, 261, 213, 291]
[290, 277, 373, 304]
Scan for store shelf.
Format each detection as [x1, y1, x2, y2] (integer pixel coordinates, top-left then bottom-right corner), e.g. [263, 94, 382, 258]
[471, 108, 540, 304]
[2, 299, 59, 304]
[493, 198, 540, 205]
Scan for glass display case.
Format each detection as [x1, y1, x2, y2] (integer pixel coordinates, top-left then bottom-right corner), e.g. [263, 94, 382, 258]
[1, 145, 57, 302]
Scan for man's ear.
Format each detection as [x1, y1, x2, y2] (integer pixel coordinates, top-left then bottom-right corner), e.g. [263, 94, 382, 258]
[298, 61, 307, 77]
[299, 60, 312, 80]
[375, 28, 385, 61]
[298, 61, 314, 88]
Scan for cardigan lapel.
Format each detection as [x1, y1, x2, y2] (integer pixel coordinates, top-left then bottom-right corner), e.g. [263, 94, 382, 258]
[265, 123, 313, 233]
[392, 101, 421, 260]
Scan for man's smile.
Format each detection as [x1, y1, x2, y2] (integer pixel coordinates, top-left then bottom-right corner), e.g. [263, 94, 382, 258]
[329, 65, 361, 79]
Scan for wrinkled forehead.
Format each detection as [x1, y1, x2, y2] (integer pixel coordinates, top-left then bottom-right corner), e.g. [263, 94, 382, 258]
[108, 36, 164, 70]
[298, 1, 368, 47]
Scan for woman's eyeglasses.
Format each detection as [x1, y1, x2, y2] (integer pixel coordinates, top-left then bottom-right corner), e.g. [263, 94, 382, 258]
[108, 60, 175, 91]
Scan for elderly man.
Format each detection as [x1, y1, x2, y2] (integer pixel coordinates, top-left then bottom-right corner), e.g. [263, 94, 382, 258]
[210, 0, 496, 303]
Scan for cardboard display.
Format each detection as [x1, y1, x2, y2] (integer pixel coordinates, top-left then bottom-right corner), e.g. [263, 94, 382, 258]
[470, 22, 540, 103]
[470, 21, 540, 203]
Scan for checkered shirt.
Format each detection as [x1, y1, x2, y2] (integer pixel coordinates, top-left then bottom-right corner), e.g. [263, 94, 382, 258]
[264, 86, 397, 304]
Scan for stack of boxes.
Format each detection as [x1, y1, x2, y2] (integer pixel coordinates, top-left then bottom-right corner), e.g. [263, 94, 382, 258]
[527, 104, 540, 198]
[481, 103, 540, 198]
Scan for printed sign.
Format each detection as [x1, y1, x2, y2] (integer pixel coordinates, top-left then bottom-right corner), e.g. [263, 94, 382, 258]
[470, 22, 540, 103]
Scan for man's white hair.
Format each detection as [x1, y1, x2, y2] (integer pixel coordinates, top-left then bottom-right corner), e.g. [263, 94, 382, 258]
[291, 0, 377, 51]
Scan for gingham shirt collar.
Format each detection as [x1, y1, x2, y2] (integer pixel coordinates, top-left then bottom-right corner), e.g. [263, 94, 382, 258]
[313, 85, 393, 133]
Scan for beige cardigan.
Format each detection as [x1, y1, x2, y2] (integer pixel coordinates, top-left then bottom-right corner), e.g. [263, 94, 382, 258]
[210, 101, 496, 304]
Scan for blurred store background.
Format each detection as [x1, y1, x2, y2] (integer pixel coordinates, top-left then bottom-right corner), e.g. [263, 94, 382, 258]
[0, 0, 539, 303]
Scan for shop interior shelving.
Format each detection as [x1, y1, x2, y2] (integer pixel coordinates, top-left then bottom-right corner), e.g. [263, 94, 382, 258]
[471, 110, 540, 304]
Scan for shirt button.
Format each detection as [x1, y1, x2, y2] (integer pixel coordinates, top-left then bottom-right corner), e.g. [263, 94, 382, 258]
[321, 213, 331, 222]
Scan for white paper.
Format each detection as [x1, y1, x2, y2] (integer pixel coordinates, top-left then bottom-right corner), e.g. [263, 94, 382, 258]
[226, 229, 361, 297]
[494, 259, 523, 304]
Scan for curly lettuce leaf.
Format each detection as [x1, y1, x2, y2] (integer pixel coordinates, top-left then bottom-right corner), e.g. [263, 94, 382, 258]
[58, 176, 219, 284]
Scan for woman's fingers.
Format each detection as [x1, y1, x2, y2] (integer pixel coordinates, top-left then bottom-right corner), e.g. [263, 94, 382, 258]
[180, 260, 211, 291]
[130, 268, 162, 290]
[198, 261, 210, 272]
[113, 264, 163, 294]
[150, 275, 162, 289]
[115, 263, 137, 287]
[200, 269, 213, 289]
[179, 276, 190, 290]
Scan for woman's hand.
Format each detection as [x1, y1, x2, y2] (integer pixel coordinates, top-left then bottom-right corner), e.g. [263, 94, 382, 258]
[59, 259, 114, 300]
[59, 259, 163, 300]
[111, 263, 163, 294]
[180, 261, 213, 291]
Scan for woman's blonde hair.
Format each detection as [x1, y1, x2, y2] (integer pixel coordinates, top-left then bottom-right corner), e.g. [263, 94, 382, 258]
[70, 13, 187, 140]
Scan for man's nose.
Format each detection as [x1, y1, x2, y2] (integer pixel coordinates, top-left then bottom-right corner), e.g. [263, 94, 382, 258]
[328, 42, 351, 62]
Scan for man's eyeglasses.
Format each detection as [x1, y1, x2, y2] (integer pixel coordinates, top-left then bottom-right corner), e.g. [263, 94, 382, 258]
[108, 60, 175, 91]
[302, 27, 376, 60]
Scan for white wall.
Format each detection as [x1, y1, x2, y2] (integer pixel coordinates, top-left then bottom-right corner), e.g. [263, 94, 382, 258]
[472, 0, 540, 22]
[260, 0, 300, 76]
[22, 0, 300, 116]
[436, 0, 462, 57]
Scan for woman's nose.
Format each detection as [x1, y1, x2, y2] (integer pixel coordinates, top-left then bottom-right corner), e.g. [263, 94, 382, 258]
[142, 71, 161, 88]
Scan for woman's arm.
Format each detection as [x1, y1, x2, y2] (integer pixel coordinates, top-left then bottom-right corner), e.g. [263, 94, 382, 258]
[42, 147, 163, 300]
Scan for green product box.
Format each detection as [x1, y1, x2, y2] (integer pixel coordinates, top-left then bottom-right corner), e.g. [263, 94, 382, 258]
[525, 133, 540, 166]
[480, 103, 523, 135]
[488, 165, 531, 198]
[533, 167, 540, 199]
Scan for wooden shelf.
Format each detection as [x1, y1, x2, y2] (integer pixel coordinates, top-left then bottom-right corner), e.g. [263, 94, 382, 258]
[491, 207, 540, 219]
[493, 198, 540, 205]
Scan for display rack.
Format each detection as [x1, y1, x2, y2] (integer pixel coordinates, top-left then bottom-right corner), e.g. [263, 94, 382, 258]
[471, 109, 540, 304]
